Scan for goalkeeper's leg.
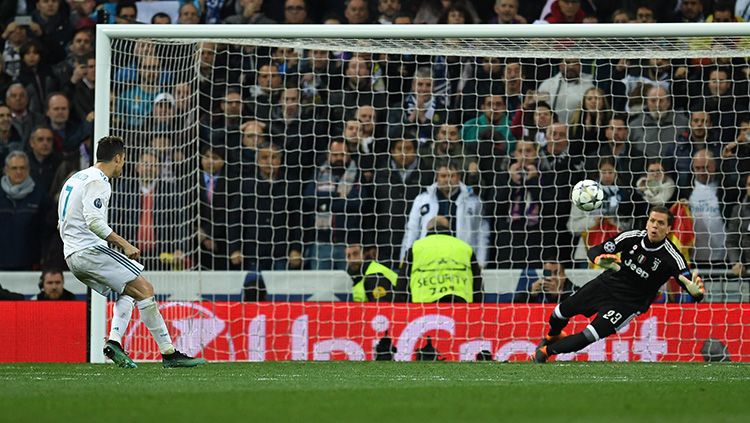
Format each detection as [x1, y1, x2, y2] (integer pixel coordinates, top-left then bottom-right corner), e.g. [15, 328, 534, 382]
[542, 305, 640, 362]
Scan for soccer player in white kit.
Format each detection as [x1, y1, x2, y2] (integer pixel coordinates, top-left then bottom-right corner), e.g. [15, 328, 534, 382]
[58, 136, 205, 368]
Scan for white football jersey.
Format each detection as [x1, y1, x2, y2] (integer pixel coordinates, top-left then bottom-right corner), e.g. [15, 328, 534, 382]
[58, 167, 113, 258]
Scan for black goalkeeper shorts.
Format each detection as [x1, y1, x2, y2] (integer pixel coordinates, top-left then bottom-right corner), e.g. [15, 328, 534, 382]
[557, 276, 641, 340]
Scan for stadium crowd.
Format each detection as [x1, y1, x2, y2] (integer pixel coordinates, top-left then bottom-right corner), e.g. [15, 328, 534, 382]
[1, 0, 750, 294]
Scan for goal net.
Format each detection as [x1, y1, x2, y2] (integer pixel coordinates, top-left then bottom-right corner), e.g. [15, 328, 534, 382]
[97, 24, 750, 362]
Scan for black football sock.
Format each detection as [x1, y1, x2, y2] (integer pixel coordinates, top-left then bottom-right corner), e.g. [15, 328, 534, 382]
[547, 332, 592, 356]
[548, 314, 569, 338]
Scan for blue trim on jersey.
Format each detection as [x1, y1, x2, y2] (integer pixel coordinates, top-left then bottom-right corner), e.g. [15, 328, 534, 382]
[95, 246, 140, 276]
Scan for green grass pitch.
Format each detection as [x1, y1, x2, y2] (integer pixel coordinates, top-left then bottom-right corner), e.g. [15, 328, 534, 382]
[1, 362, 748, 422]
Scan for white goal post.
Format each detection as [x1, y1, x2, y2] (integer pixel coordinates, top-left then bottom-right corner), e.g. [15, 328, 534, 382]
[92, 23, 750, 363]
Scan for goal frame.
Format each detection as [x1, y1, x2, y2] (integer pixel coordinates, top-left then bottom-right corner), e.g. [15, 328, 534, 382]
[92, 23, 750, 363]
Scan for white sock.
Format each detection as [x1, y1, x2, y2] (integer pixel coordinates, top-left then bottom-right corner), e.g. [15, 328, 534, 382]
[108, 295, 135, 345]
[137, 297, 175, 355]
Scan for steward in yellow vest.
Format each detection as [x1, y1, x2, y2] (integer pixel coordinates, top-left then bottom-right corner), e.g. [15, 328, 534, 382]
[396, 216, 483, 303]
[347, 244, 398, 302]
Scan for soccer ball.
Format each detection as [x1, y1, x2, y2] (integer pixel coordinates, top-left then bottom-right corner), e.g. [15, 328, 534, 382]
[571, 179, 604, 212]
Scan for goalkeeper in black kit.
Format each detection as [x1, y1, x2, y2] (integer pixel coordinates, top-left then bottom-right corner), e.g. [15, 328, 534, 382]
[533, 206, 705, 363]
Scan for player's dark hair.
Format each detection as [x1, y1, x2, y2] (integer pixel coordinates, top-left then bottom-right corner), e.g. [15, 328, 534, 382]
[96, 136, 125, 162]
[649, 205, 674, 226]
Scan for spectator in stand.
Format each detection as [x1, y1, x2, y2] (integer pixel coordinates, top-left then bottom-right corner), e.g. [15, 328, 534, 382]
[513, 260, 575, 303]
[629, 85, 689, 161]
[225, 0, 277, 24]
[177, 2, 202, 24]
[342, 119, 375, 183]
[327, 54, 387, 130]
[18, 40, 61, 115]
[345, 0, 371, 24]
[151, 12, 172, 24]
[0, 56, 12, 102]
[722, 114, 750, 177]
[53, 28, 93, 87]
[610, 8, 632, 23]
[45, 93, 80, 155]
[459, 56, 504, 123]
[303, 139, 370, 270]
[198, 144, 242, 270]
[117, 55, 163, 128]
[537, 59, 594, 126]
[514, 99, 555, 145]
[269, 86, 321, 180]
[0, 150, 48, 270]
[147, 92, 177, 135]
[701, 67, 748, 143]
[420, 123, 478, 185]
[494, 0, 527, 24]
[112, 150, 189, 270]
[439, 2, 476, 24]
[26, 126, 60, 194]
[392, 11, 413, 24]
[673, 0, 704, 23]
[35, 269, 76, 300]
[635, 5, 657, 23]
[568, 87, 611, 158]
[400, 160, 489, 266]
[494, 139, 542, 268]
[636, 159, 676, 209]
[544, 0, 587, 24]
[373, 137, 433, 266]
[32, 0, 73, 65]
[240, 141, 303, 271]
[377, 0, 402, 24]
[708, 1, 742, 22]
[284, 0, 310, 24]
[388, 67, 446, 142]
[0, 104, 23, 164]
[538, 121, 582, 264]
[586, 114, 644, 187]
[68, 0, 97, 29]
[65, 52, 95, 123]
[674, 110, 721, 191]
[503, 59, 525, 121]
[115, 1, 139, 24]
[686, 150, 736, 264]
[298, 49, 343, 106]
[246, 62, 283, 122]
[727, 175, 750, 277]
[462, 94, 515, 157]
[7, 83, 45, 142]
[1, 21, 36, 80]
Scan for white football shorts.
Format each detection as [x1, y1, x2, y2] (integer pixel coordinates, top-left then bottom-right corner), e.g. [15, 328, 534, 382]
[66, 245, 145, 296]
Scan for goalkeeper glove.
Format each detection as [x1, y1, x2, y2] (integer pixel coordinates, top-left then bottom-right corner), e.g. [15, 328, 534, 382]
[594, 254, 621, 272]
[678, 271, 705, 301]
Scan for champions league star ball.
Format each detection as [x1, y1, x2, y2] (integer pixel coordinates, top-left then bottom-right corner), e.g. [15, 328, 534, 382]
[571, 179, 604, 212]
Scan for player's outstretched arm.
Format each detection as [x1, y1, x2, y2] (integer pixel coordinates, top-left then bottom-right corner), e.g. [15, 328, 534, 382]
[678, 271, 705, 301]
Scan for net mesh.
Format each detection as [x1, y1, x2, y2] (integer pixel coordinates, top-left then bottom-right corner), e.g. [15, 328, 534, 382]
[105, 34, 750, 362]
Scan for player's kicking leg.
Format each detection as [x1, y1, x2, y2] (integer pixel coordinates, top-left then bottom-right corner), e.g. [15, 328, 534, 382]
[122, 276, 207, 368]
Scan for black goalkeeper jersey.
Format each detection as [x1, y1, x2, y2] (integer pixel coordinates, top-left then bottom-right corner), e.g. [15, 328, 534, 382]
[587, 229, 692, 311]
